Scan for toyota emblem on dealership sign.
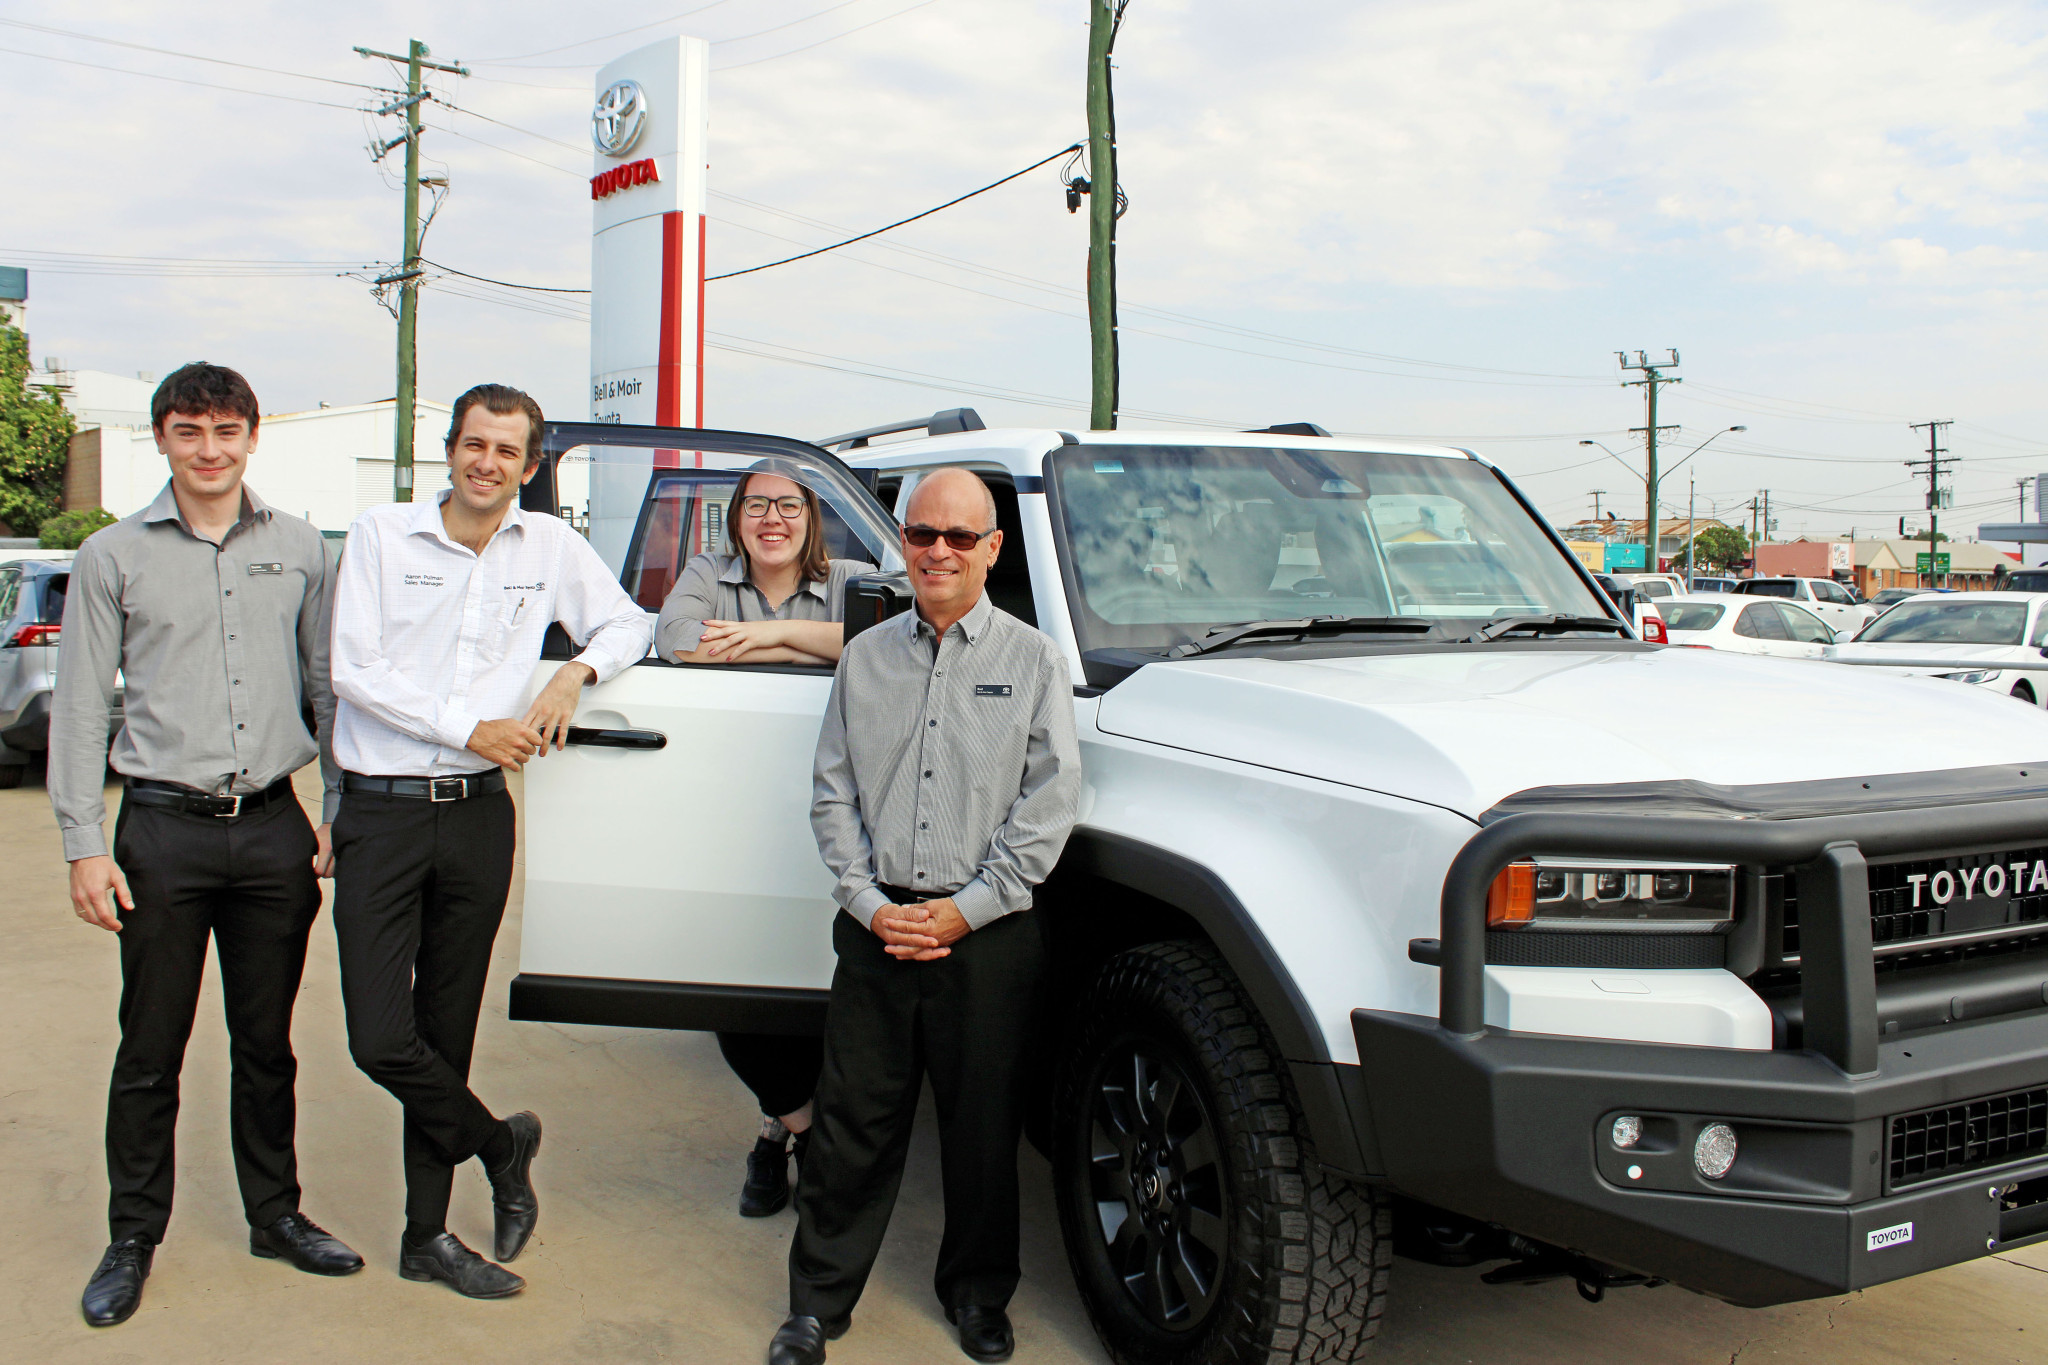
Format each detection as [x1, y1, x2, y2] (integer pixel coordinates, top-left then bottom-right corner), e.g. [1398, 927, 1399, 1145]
[591, 80, 648, 158]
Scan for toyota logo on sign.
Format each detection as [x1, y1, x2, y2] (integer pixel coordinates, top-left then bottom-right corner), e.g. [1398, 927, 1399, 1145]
[591, 80, 647, 158]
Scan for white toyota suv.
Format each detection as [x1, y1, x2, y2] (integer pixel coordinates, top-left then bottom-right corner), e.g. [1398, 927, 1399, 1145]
[512, 416, 2048, 1363]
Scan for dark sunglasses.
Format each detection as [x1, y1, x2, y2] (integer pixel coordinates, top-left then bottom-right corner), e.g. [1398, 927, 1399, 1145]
[901, 523, 997, 552]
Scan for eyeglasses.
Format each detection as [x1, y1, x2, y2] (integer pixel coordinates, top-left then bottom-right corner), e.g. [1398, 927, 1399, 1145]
[738, 495, 807, 519]
[901, 524, 997, 552]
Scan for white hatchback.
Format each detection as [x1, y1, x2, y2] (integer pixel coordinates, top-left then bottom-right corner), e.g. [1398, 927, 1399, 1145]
[1830, 591, 2048, 706]
[1658, 593, 1836, 659]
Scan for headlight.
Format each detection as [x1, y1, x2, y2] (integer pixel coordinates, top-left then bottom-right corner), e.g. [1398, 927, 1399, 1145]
[1936, 669, 1997, 685]
[1487, 858, 1736, 929]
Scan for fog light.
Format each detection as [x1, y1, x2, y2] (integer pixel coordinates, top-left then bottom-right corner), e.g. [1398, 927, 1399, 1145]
[1694, 1123, 1738, 1180]
[1612, 1115, 1642, 1149]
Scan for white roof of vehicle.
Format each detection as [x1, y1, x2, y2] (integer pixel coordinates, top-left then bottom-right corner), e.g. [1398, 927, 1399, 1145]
[831, 426, 1477, 478]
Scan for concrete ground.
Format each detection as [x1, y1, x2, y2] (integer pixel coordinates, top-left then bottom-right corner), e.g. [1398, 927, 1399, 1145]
[3, 767, 2045, 1365]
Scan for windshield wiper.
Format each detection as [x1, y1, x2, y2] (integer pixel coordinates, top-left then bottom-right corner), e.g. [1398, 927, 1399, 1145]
[1459, 613, 1634, 644]
[1167, 616, 1440, 658]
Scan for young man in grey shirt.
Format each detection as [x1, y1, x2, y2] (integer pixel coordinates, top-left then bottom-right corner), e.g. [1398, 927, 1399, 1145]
[771, 469, 1082, 1365]
[49, 362, 361, 1328]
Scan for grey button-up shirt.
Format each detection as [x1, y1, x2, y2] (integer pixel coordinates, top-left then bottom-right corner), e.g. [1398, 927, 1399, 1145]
[812, 591, 1082, 930]
[654, 553, 875, 658]
[49, 482, 340, 861]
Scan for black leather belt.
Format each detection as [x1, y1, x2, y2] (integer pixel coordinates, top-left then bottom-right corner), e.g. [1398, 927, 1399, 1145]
[126, 775, 297, 818]
[342, 770, 507, 802]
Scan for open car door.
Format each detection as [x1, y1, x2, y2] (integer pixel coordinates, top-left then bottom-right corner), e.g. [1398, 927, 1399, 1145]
[509, 423, 902, 1036]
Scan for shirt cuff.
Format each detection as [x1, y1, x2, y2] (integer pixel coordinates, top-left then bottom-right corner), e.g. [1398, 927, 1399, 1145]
[847, 882, 890, 923]
[62, 822, 109, 861]
[951, 877, 1010, 931]
[435, 703, 480, 753]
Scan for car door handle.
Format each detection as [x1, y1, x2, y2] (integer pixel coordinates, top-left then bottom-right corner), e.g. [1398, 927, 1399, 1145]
[563, 726, 667, 750]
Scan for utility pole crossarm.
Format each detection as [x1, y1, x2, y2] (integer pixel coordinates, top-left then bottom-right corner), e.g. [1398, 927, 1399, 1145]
[354, 45, 470, 75]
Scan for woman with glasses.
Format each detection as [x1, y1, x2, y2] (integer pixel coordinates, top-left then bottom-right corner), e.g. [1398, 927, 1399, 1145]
[653, 465, 875, 1216]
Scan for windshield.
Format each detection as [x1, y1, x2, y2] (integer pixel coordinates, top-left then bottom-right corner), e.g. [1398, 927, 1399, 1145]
[1662, 602, 1725, 631]
[1635, 579, 1674, 598]
[1050, 444, 1609, 652]
[2009, 571, 2048, 593]
[1857, 598, 2028, 645]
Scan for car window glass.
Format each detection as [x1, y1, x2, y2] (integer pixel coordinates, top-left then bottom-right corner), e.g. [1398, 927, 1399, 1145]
[1777, 603, 1833, 643]
[40, 573, 67, 625]
[1738, 603, 1790, 639]
[1637, 580, 1672, 598]
[2031, 607, 2048, 647]
[1743, 580, 1794, 597]
[1859, 599, 2027, 646]
[1052, 445, 1605, 651]
[0, 568, 18, 622]
[1813, 581, 1847, 604]
[2009, 571, 2048, 593]
[570, 444, 898, 613]
[1662, 602, 1724, 631]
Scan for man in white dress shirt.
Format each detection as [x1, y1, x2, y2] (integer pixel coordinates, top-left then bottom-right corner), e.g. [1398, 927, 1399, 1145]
[328, 384, 651, 1298]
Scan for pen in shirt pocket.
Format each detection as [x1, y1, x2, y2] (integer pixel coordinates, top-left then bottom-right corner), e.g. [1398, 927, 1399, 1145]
[510, 595, 527, 626]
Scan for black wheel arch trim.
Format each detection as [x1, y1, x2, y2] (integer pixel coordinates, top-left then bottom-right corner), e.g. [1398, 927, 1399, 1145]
[1057, 828, 1381, 1177]
[508, 973, 828, 1036]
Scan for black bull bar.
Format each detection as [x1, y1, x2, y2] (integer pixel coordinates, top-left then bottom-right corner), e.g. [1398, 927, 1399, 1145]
[1431, 797, 2048, 1073]
[1356, 795, 2048, 1305]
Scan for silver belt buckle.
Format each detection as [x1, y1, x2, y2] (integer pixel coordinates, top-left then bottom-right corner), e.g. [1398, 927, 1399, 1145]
[429, 777, 466, 803]
[214, 793, 244, 818]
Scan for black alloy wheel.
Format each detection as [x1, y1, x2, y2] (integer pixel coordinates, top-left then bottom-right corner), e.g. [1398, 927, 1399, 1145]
[1085, 1039, 1229, 1332]
[1055, 940, 1390, 1365]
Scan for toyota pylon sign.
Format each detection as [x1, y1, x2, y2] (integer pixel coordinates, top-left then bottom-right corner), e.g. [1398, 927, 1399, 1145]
[590, 37, 708, 426]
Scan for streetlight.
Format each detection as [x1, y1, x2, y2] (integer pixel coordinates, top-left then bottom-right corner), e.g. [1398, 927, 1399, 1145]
[1581, 426, 1745, 572]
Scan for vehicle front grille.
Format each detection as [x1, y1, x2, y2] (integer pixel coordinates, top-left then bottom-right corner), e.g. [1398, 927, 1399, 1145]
[1782, 844, 2048, 958]
[1889, 1086, 2048, 1188]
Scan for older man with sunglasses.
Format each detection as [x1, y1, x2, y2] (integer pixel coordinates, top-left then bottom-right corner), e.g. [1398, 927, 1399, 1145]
[768, 469, 1081, 1365]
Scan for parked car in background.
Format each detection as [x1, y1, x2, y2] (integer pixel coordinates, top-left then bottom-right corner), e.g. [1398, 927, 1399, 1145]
[1597, 573, 1667, 642]
[1832, 592, 2048, 705]
[1734, 576, 1877, 636]
[1660, 593, 1836, 659]
[0, 552, 123, 788]
[1621, 572, 1685, 601]
[2005, 568, 2048, 593]
[1686, 575, 1740, 593]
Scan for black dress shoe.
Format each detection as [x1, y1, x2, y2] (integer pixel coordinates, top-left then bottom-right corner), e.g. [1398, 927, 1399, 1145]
[398, 1231, 524, 1299]
[81, 1238, 153, 1327]
[486, 1110, 542, 1262]
[250, 1212, 364, 1275]
[766, 1313, 850, 1365]
[948, 1305, 1014, 1363]
[740, 1134, 791, 1217]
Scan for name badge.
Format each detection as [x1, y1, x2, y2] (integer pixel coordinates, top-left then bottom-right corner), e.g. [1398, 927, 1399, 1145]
[974, 684, 1013, 697]
[247, 562, 283, 575]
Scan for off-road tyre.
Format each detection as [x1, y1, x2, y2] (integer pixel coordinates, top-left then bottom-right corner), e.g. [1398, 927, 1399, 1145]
[1054, 939, 1390, 1364]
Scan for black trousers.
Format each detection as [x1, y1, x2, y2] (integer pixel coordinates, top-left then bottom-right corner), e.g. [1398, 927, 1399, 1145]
[106, 795, 321, 1245]
[331, 788, 515, 1227]
[717, 1032, 824, 1120]
[789, 909, 1045, 1321]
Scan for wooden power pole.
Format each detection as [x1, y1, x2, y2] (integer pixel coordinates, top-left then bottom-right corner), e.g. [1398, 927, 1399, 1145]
[1086, 2, 1128, 430]
[357, 41, 467, 501]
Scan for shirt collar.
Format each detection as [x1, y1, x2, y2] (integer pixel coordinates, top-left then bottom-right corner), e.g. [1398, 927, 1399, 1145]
[916, 590, 995, 645]
[410, 489, 525, 548]
[722, 554, 832, 602]
[142, 481, 270, 534]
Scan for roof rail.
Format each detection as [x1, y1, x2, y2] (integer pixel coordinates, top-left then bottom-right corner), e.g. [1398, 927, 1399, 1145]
[816, 407, 986, 451]
[1247, 422, 1331, 438]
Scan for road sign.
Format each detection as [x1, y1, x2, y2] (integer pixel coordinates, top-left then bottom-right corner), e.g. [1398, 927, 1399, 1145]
[1915, 552, 1951, 573]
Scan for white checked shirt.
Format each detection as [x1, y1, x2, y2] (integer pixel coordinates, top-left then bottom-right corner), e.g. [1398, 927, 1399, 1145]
[331, 493, 653, 776]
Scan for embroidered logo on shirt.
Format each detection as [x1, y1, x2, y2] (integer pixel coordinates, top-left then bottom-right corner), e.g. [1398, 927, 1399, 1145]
[974, 684, 1013, 697]
[247, 562, 283, 575]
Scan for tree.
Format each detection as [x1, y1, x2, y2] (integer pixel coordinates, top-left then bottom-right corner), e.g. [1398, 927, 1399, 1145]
[0, 325, 74, 538]
[38, 507, 116, 548]
[1681, 523, 1750, 574]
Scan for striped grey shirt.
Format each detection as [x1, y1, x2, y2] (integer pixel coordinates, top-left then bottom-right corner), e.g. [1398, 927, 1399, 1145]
[654, 553, 875, 658]
[811, 591, 1082, 930]
[49, 482, 339, 861]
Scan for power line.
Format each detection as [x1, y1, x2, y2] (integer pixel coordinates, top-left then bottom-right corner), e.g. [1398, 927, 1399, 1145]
[0, 18, 388, 90]
[717, 0, 947, 71]
[0, 44, 362, 109]
[706, 143, 1082, 281]
[473, 1, 738, 64]
[421, 259, 590, 293]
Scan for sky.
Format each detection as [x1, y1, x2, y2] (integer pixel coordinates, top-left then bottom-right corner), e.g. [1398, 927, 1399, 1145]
[3, 0, 2046, 541]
